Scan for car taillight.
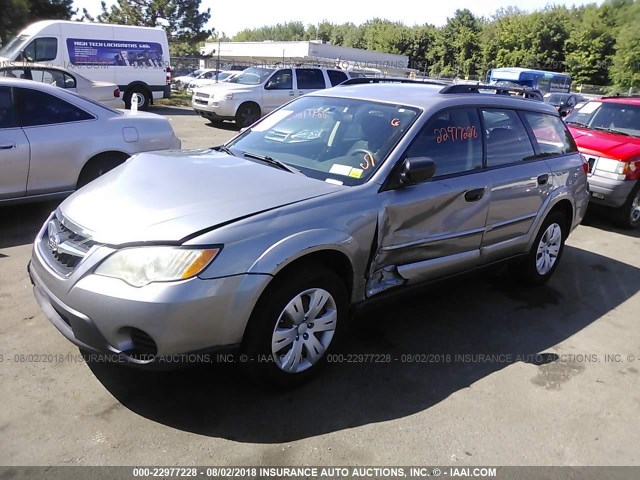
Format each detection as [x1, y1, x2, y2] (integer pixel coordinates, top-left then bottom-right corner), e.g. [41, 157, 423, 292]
[581, 154, 589, 174]
[166, 66, 171, 85]
[114, 88, 120, 98]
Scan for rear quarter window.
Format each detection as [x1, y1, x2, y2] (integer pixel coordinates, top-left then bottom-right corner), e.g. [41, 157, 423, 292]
[522, 112, 577, 156]
[327, 70, 348, 87]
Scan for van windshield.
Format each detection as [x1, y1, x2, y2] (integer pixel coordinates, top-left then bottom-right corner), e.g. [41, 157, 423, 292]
[0, 35, 30, 58]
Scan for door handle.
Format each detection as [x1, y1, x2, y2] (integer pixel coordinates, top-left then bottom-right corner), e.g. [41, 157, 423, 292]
[537, 174, 549, 185]
[0, 144, 16, 150]
[464, 188, 485, 202]
[289, 91, 295, 96]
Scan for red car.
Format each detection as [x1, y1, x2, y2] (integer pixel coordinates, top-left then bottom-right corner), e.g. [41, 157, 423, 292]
[566, 96, 640, 228]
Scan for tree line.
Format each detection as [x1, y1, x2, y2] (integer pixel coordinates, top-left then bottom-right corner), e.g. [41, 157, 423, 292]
[2, 0, 638, 91]
[232, 0, 640, 92]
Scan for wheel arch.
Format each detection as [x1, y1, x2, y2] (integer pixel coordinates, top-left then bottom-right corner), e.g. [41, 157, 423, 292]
[76, 150, 130, 189]
[247, 230, 359, 302]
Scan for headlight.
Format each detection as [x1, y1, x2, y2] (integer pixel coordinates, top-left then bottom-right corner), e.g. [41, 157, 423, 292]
[95, 247, 220, 287]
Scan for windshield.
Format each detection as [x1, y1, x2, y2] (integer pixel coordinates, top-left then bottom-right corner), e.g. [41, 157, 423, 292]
[566, 101, 640, 137]
[0, 34, 30, 58]
[545, 94, 569, 106]
[226, 95, 420, 186]
[228, 67, 274, 85]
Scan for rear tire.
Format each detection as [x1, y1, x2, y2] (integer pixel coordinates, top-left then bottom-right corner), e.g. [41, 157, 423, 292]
[235, 102, 261, 128]
[77, 153, 129, 188]
[124, 86, 151, 110]
[515, 211, 568, 285]
[241, 264, 348, 388]
[612, 183, 640, 229]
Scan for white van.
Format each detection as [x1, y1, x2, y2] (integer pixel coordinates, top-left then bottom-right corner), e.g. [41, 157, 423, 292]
[0, 20, 171, 109]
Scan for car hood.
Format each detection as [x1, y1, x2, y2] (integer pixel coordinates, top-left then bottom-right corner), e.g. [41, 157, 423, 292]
[59, 150, 342, 245]
[197, 82, 258, 94]
[569, 126, 640, 159]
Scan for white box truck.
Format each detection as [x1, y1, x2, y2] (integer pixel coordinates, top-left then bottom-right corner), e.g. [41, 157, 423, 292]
[0, 20, 172, 109]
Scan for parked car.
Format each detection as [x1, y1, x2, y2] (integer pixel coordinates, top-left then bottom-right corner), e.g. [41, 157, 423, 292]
[186, 70, 238, 92]
[192, 66, 352, 127]
[0, 78, 181, 204]
[0, 20, 172, 109]
[172, 68, 207, 91]
[0, 64, 123, 108]
[544, 92, 585, 117]
[29, 81, 588, 387]
[566, 96, 640, 228]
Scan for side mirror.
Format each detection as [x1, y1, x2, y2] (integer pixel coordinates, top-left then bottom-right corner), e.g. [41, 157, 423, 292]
[400, 157, 436, 185]
[264, 81, 276, 90]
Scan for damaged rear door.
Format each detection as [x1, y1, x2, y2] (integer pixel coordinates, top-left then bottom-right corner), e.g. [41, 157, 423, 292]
[367, 107, 491, 296]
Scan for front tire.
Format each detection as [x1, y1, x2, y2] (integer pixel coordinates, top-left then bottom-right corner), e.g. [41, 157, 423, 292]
[613, 183, 640, 229]
[516, 211, 568, 285]
[242, 265, 348, 388]
[235, 102, 261, 128]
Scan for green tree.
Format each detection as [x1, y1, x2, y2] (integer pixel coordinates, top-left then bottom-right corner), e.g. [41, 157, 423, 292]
[431, 9, 481, 78]
[97, 0, 211, 56]
[610, 0, 640, 92]
[0, 0, 75, 46]
[565, 4, 617, 85]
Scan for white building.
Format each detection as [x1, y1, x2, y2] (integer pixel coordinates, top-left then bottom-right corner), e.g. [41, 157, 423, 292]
[200, 40, 413, 77]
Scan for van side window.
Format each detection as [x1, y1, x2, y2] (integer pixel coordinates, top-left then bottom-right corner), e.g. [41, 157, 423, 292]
[327, 70, 348, 86]
[482, 109, 536, 167]
[522, 112, 578, 156]
[405, 108, 482, 177]
[296, 69, 326, 90]
[15, 88, 94, 127]
[21, 38, 58, 62]
[0, 87, 17, 129]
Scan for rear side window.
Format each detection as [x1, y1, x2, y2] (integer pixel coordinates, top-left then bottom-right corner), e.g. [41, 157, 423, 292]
[327, 70, 348, 86]
[482, 109, 536, 167]
[296, 69, 326, 89]
[0, 87, 17, 129]
[15, 88, 94, 127]
[22, 37, 58, 62]
[406, 108, 483, 177]
[522, 112, 577, 156]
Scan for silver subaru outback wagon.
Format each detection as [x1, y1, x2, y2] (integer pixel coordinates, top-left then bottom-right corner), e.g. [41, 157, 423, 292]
[29, 81, 590, 387]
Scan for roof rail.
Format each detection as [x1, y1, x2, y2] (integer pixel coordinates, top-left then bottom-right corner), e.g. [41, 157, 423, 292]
[439, 84, 544, 101]
[340, 77, 448, 87]
[600, 94, 640, 99]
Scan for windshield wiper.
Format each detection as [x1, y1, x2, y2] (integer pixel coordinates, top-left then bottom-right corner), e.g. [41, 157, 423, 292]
[243, 151, 304, 175]
[591, 126, 632, 137]
[211, 144, 235, 156]
[566, 120, 589, 128]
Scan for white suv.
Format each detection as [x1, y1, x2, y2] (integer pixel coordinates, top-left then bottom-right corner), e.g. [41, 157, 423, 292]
[191, 66, 351, 127]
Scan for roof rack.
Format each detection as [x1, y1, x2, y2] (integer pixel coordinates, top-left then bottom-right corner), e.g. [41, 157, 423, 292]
[439, 84, 544, 101]
[340, 77, 448, 87]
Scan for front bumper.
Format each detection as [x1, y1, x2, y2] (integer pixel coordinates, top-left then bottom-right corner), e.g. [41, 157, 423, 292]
[587, 174, 636, 208]
[191, 97, 239, 119]
[29, 227, 271, 364]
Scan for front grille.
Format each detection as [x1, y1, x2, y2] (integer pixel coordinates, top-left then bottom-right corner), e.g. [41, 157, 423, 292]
[40, 216, 96, 276]
[194, 98, 208, 105]
[195, 92, 209, 99]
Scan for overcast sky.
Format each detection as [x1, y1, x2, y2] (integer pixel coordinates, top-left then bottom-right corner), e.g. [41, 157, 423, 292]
[73, 0, 604, 37]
